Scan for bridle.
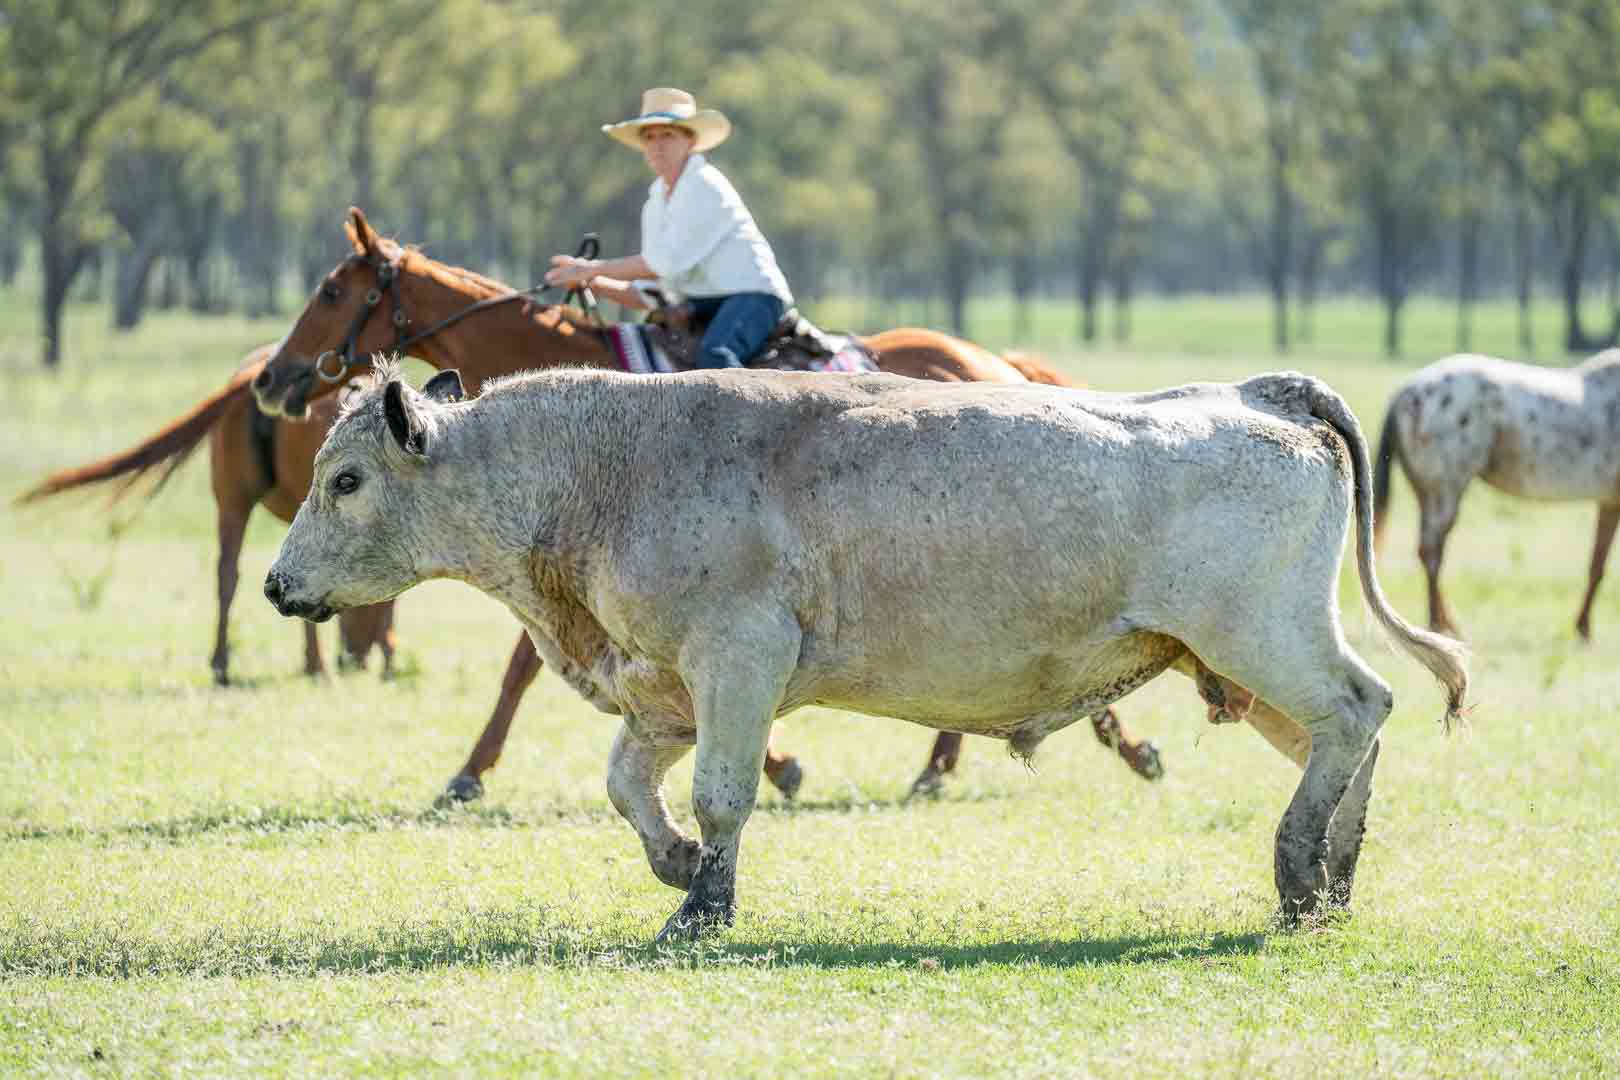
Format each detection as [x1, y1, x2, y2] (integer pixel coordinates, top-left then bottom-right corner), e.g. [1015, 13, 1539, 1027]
[313, 234, 603, 383]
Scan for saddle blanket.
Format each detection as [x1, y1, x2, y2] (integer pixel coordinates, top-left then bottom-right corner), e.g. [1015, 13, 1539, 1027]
[606, 324, 878, 376]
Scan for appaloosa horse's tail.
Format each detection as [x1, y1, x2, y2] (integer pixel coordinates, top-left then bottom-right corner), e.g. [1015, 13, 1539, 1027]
[17, 358, 264, 507]
[1302, 378, 1470, 730]
[1372, 396, 1402, 553]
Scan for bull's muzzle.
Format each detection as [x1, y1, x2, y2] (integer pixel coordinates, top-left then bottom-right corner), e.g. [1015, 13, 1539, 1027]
[264, 569, 335, 623]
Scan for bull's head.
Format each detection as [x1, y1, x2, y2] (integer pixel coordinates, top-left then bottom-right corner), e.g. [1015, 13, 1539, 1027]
[264, 365, 467, 621]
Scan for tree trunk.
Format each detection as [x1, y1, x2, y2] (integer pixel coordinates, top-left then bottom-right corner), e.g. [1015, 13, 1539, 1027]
[114, 239, 164, 329]
[1112, 255, 1134, 344]
[1267, 133, 1292, 353]
[40, 153, 84, 369]
[1456, 211, 1480, 353]
[943, 248, 969, 337]
[1515, 186, 1534, 355]
[1011, 249, 1035, 342]
[1562, 186, 1595, 353]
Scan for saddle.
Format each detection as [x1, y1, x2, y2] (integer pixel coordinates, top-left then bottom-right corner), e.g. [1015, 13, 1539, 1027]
[605, 300, 877, 376]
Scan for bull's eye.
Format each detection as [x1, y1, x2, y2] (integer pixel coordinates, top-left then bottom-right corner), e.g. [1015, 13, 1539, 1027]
[320, 281, 342, 303]
[332, 471, 361, 496]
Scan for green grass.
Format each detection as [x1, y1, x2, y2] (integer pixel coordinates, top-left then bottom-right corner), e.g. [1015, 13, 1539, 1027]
[1, 291, 1617, 1076]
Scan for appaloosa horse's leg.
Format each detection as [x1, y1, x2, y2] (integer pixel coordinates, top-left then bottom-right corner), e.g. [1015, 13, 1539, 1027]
[1417, 489, 1465, 637]
[1575, 504, 1620, 641]
[443, 629, 807, 805]
[210, 500, 253, 686]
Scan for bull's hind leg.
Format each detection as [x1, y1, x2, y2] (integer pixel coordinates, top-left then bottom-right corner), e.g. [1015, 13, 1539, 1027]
[1188, 630, 1392, 920]
[1575, 504, 1620, 641]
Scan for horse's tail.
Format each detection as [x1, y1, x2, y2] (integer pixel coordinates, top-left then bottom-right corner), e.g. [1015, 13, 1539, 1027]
[1001, 351, 1079, 387]
[16, 358, 263, 508]
[1372, 396, 1402, 553]
[1302, 377, 1469, 731]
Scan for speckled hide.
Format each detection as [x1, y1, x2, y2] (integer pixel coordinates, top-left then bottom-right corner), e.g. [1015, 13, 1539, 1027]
[1375, 350, 1620, 639]
[267, 363, 1467, 936]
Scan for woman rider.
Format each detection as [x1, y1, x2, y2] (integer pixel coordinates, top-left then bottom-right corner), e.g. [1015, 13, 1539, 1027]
[543, 87, 795, 369]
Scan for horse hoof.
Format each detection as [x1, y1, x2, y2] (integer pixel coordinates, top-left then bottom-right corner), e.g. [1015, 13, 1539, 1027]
[905, 769, 944, 802]
[1134, 741, 1165, 781]
[654, 897, 734, 944]
[439, 774, 484, 805]
[212, 668, 230, 688]
[771, 758, 804, 800]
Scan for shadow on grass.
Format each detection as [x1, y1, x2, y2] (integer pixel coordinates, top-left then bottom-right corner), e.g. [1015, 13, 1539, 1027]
[0, 905, 1269, 978]
[3, 786, 1004, 844]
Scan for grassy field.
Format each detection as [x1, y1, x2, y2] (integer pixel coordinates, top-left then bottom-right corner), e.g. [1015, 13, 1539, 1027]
[1, 291, 1617, 1076]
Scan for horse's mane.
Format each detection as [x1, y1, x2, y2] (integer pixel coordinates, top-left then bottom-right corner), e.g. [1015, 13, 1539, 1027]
[377, 235, 599, 334]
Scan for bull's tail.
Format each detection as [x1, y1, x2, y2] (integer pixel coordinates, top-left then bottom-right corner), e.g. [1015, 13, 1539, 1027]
[1371, 396, 1402, 552]
[1001, 351, 1079, 387]
[16, 358, 264, 508]
[1305, 378, 1469, 730]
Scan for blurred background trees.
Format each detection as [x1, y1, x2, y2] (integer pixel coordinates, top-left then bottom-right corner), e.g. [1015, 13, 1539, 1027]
[7, 0, 1620, 364]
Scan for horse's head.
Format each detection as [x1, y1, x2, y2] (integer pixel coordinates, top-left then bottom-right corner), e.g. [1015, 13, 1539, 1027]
[254, 208, 432, 419]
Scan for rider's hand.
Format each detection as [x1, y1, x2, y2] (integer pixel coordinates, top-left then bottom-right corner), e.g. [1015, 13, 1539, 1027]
[545, 255, 596, 288]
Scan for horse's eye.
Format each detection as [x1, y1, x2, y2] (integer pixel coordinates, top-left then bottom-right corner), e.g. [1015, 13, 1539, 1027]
[320, 282, 341, 303]
[332, 471, 360, 496]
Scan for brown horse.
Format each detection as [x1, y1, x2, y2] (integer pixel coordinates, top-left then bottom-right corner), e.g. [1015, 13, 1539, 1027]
[18, 346, 397, 684]
[250, 208, 1165, 802]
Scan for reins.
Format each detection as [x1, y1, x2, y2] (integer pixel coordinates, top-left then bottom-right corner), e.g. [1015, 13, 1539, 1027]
[314, 234, 604, 383]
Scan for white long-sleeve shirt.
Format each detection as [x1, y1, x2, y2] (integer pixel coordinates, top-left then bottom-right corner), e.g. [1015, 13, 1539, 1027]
[639, 154, 793, 305]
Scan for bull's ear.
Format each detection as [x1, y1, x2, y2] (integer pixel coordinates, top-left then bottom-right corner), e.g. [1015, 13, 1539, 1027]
[383, 380, 428, 456]
[422, 369, 466, 403]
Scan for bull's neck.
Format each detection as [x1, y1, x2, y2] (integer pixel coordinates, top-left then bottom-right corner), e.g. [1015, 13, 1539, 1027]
[403, 261, 618, 391]
[427, 378, 639, 606]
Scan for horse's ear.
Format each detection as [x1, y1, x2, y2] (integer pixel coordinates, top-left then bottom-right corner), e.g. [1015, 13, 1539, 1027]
[422, 369, 466, 404]
[346, 207, 379, 258]
[383, 380, 428, 457]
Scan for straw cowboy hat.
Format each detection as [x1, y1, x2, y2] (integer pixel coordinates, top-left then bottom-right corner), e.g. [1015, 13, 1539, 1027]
[603, 88, 732, 153]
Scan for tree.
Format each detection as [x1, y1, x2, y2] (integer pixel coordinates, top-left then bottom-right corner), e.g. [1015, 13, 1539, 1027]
[0, 0, 280, 367]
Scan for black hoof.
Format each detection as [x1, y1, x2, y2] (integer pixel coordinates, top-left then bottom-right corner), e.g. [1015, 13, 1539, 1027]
[1135, 741, 1165, 781]
[654, 896, 734, 944]
[905, 769, 944, 802]
[439, 774, 484, 806]
[771, 759, 805, 800]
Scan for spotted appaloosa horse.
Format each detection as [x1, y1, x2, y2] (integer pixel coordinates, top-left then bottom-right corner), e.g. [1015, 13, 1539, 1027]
[1374, 350, 1620, 640]
[17, 348, 396, 684]
[249, 208, 1167, 803]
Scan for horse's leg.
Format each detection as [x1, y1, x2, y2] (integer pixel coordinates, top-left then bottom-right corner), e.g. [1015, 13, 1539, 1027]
[1575, 503, 1620, 642]
[210, 499, 253, 686]
[761, 735, 805, 800]
[376, 601, 398, 679]
[444, 629, 543, 803]
[1417, 488, 1465, 637]
[908, 731, 964, 798]
[1089, 707, 1164, 781]
[303, 620, 327, 679]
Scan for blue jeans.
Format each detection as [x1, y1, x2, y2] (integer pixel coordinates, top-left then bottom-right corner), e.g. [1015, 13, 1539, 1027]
[688, 293, 786, 369]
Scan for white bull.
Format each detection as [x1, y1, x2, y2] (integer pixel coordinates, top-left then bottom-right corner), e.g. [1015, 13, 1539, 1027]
[265, 362, 1467, 940]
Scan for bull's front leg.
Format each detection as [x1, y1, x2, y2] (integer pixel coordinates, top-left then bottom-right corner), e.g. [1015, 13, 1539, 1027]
[606, 723, 699, 889]
[655, 615, 798, 943]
